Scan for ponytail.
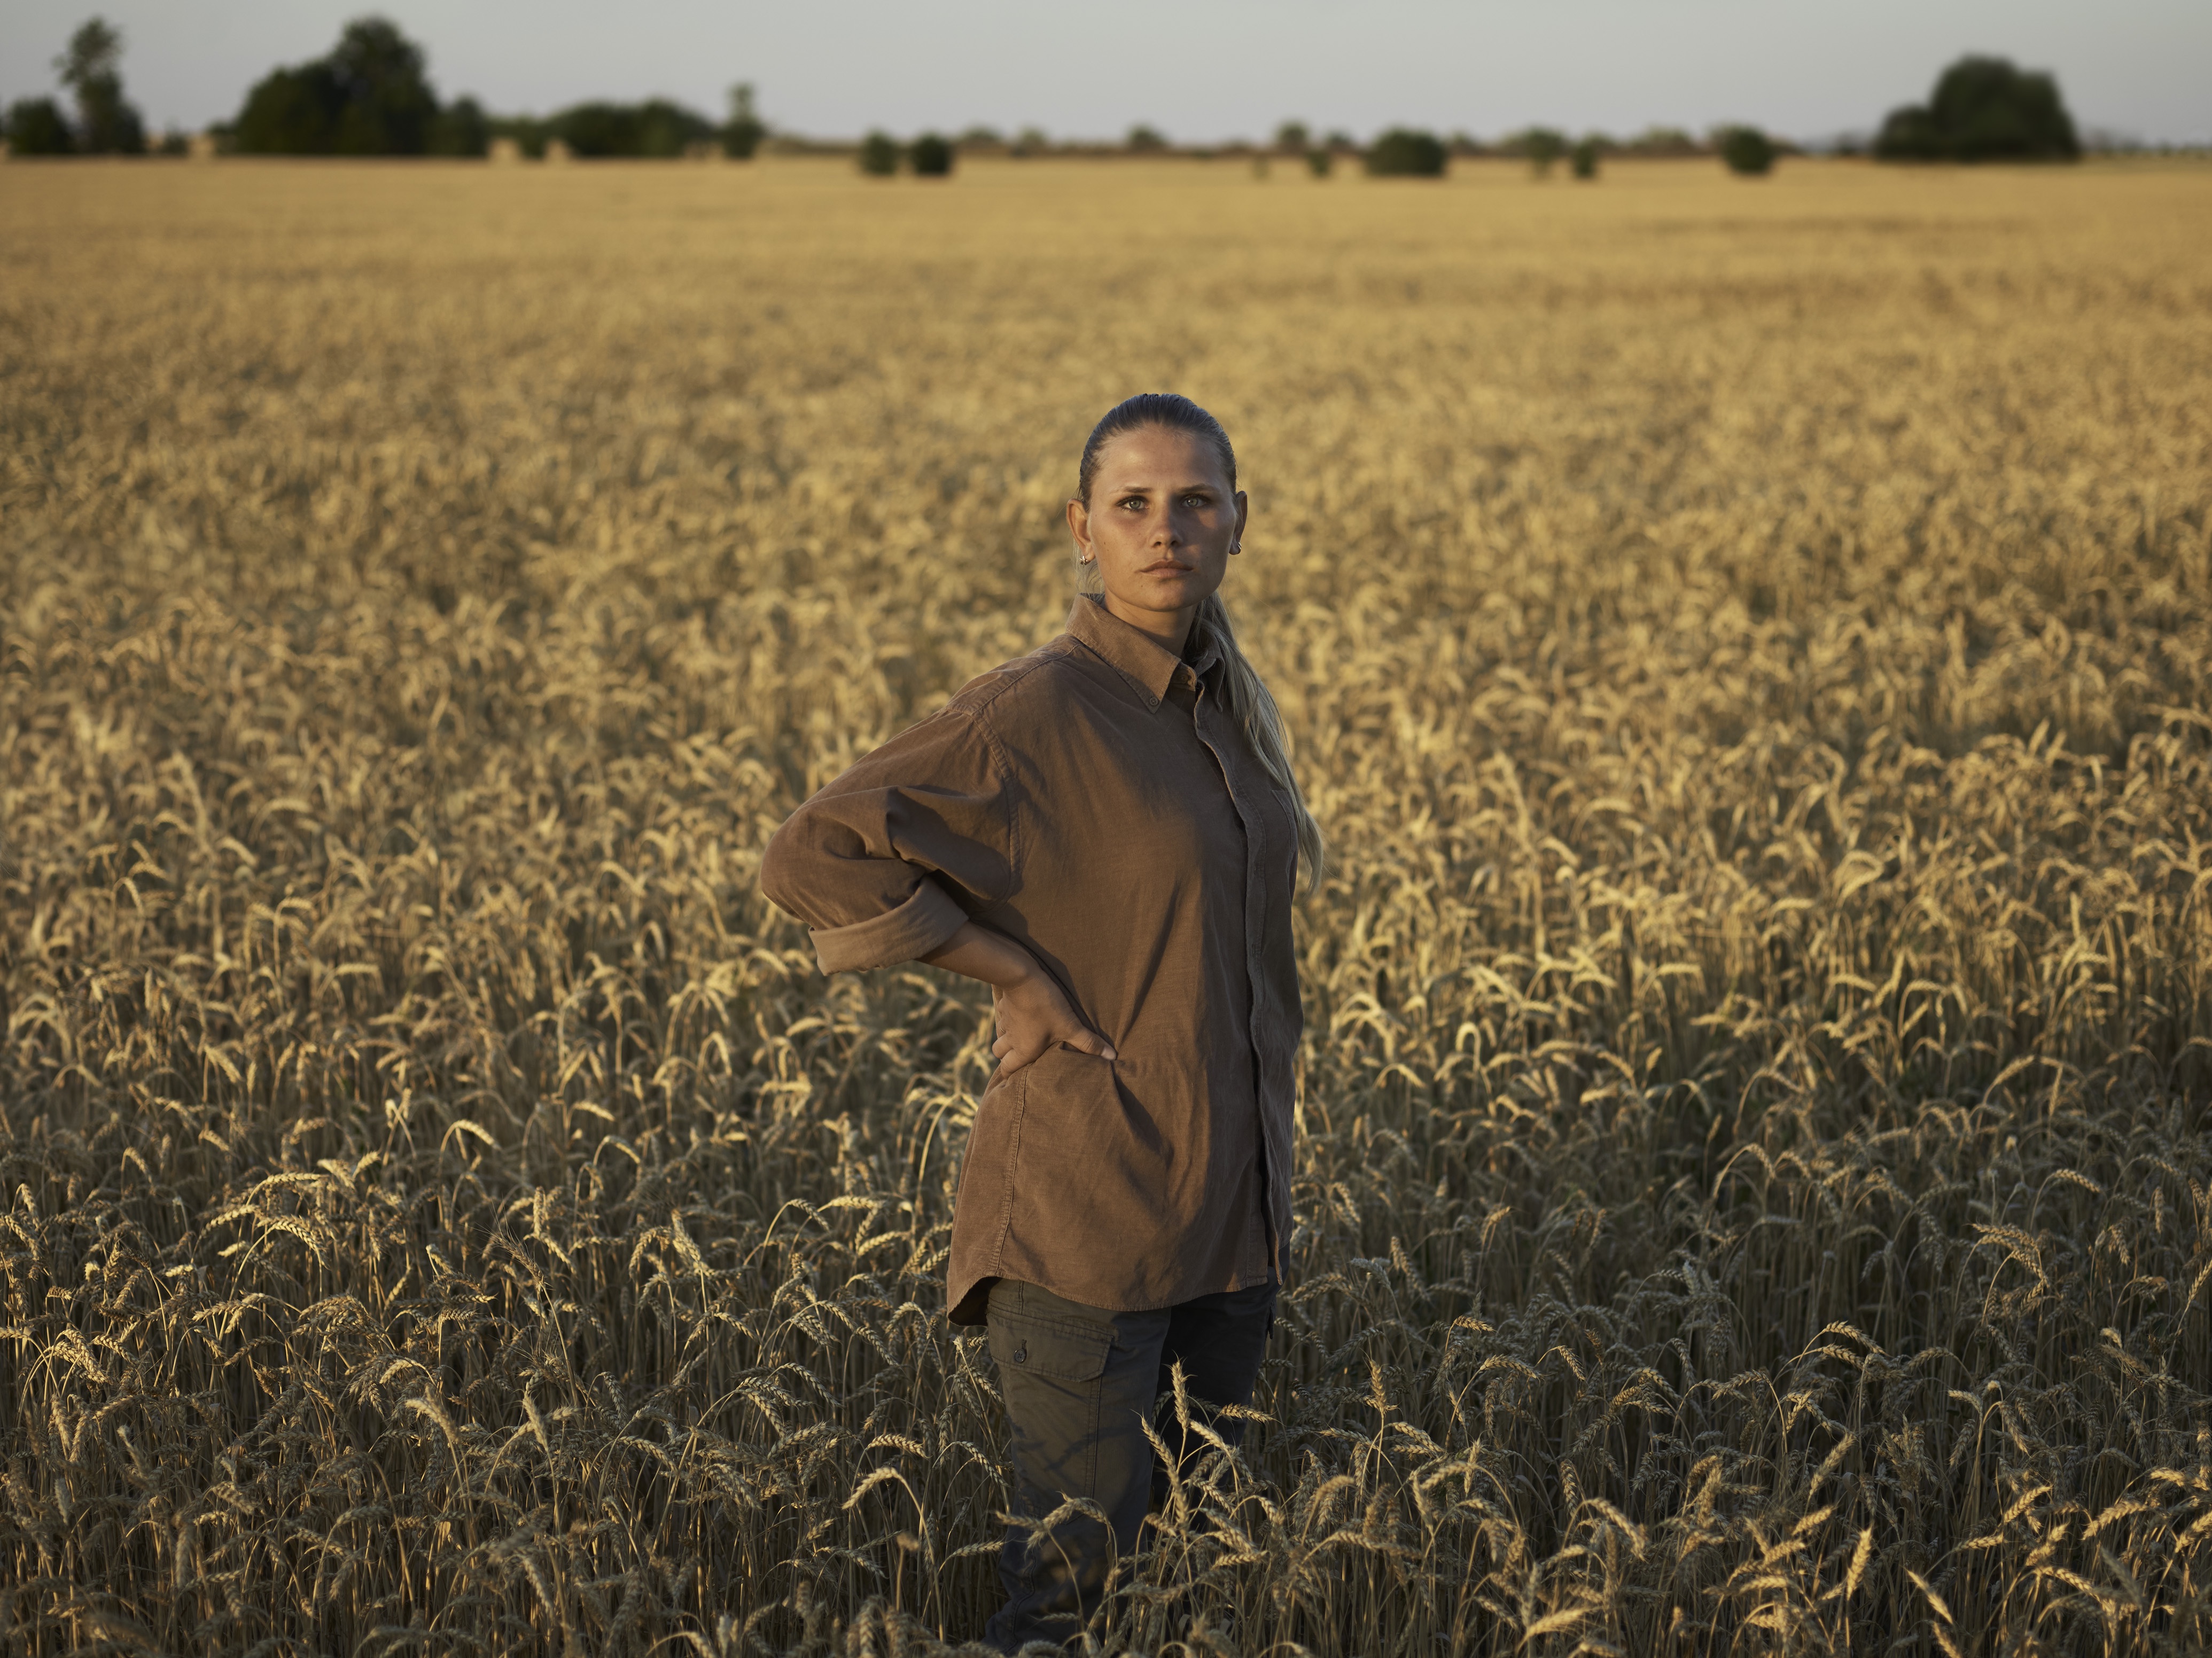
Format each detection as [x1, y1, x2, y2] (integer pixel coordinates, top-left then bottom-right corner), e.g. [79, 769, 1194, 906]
[1075, 393, 1326, 891]
[1189, 591, 1327, 892]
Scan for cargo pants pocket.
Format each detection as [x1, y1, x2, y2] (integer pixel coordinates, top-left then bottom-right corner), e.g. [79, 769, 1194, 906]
[984, 1290, 1125, 1648]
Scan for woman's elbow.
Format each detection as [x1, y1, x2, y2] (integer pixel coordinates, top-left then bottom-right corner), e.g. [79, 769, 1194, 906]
[758, 811, 814, 921]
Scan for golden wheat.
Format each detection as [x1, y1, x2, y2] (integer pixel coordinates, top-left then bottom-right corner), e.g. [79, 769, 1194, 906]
[2, 155, 2209, 1655]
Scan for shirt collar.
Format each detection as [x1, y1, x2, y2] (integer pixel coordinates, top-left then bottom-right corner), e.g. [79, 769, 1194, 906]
[1065, 594, 1218, 709]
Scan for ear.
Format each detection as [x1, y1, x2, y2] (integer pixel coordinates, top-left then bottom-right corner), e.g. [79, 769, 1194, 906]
[1066, 497, 1093, 562]
[1231, 488, 1249, 551]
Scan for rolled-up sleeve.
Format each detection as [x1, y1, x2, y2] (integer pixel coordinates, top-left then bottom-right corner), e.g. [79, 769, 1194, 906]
[759, 705, 1017, 974]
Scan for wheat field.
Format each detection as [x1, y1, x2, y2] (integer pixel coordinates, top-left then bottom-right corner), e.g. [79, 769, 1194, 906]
[2, 154, 2209, 1655]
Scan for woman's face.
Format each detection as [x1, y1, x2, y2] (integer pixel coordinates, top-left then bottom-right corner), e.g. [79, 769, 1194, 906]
[1067, 426, 1249, 644]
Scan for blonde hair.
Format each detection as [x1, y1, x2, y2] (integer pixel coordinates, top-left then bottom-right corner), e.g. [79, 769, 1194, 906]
[1076, 395, 1325, 890]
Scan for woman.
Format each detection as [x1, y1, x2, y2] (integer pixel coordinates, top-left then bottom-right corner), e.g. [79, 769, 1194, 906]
[760, 393, 1321, 1649]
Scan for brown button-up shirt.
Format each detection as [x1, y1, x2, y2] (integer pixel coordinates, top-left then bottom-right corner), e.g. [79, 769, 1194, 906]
[760, 594, 1301, 1324]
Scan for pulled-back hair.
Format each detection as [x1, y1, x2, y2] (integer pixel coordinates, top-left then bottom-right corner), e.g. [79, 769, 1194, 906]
[1076, 394, 1325, 890]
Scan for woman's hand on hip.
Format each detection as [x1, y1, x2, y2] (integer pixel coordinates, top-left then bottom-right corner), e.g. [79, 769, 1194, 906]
[918, 919, 1116, 1076]
[989, 968, 1115, 1076]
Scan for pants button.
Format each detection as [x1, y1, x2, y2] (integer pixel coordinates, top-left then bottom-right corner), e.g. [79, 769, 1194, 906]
[1012, 1346, 1027, 1364]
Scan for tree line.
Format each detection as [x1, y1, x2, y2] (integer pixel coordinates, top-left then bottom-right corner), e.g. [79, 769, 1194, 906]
[2, 17, 767, 160]
[5, 16, 2086, 171]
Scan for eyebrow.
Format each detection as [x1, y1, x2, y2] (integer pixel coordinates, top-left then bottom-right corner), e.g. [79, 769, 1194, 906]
[1107, 480, 1219, 494]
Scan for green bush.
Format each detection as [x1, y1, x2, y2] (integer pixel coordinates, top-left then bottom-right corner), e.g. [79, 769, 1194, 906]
[1876, 55, 2079, 162]
[1306, 147, 1333, 178]
[4, 97, 75, 155]
[1717, 125, 1777, 175]
[857, 131, 898, 176]
[910, 132, 953, 176]
[1365, 128, 1446, 178]
[1570, 137, 1601, 179]
[1127, 124, 1168, 153]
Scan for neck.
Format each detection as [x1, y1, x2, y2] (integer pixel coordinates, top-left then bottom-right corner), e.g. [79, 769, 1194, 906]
[1100, 592, 1196, 657]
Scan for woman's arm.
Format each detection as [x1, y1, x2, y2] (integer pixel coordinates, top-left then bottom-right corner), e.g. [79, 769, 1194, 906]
[760, 701, 1102, 1074]
[921, 921, 1117, 1074]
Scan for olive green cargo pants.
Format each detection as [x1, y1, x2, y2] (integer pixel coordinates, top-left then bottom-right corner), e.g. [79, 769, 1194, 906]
[980, 1276, 1276, 1653]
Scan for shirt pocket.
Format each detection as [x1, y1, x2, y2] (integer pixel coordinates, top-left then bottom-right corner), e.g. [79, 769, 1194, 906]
[987, 1307, 1112, 1382]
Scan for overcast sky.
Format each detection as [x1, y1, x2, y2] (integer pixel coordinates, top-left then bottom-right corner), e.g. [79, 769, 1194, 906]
[5, 0, 2207, 146]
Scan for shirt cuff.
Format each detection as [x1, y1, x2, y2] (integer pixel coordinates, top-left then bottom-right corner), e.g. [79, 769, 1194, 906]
[808, 878, 970, 974]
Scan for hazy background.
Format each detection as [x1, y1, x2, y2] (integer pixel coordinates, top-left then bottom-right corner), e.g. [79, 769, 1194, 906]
[4, 0, 2208, 147]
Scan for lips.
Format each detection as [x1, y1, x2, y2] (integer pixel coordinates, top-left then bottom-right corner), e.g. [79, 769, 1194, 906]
[1140, 561, 1195, 574]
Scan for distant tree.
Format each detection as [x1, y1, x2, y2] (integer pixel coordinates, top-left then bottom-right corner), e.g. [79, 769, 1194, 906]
[1365, 128, 1446, 177]
[1508, 126, 1568, 175]
[1570, 136, 1601, 179]
[1624, 124, 1700, 157]
[1875, 56, 2079, 162]
[235, 17, 439, 154]
[1126, 123, 1168, 152]
[1446, 130, 1485, 157]
[1716, 124, 1776, 175]
[328, 18, 437, 152]
[1306, 147, 1333, 178]
[426, 95, 488, 157]
[910, 131, 953, 175]
[547, 99, 710, 158]
[1274, 120, 1309, 153]
[858, 130, 899, 176]
[235, 65, 344, 154]
[56, 17, 144, 153]
[722, 83, 766, 158]
[956, 124, 1001, 149]
[5, 96, 76, 155]
[1010, 126, 1049, 157]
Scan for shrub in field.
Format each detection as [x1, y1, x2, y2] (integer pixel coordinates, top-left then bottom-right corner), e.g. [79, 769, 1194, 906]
[4, 96, 75, 155]
[1365, 127, 1446, 177]
[1718, 124, 1777, 174]
[1877, 54, 2080, 161]
[910, 132, 953, 176]
[1571, 136, 1601, 178]
[1127, 123, 1169, 152]
[1305, 146, 1333, 177]
[1274, 119, 1309, 153]
[858, 130, 899, 175]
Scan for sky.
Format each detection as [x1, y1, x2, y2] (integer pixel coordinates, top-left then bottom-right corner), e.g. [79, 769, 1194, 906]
[5, 0, 2208, 147]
